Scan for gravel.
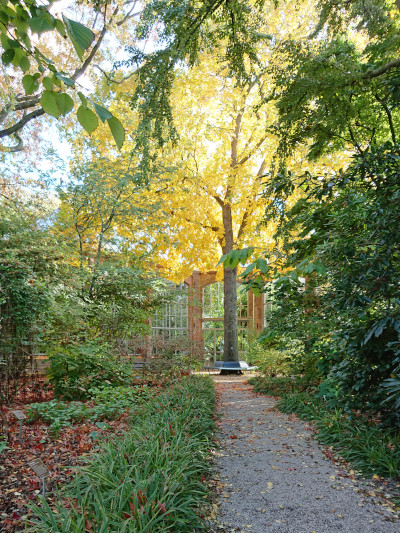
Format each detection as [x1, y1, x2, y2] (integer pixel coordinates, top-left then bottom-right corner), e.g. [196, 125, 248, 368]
[209, 375, 400, 533]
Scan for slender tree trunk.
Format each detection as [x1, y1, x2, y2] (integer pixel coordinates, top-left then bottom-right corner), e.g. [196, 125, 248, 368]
[222, 204, 239, 362]
[223, 264, 239, 361]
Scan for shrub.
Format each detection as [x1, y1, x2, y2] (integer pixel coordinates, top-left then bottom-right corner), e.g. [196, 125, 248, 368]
[47, 342, 132, 400]
[246, 340, 291, 377]
[249, 375, 318, 396]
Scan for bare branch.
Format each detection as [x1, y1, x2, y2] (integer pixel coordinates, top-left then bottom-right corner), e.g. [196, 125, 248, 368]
[94, 64, 137, 84]
[0, 133, 24, 152]
[0, 108, 45, 139]
[238, 135, 267, 166]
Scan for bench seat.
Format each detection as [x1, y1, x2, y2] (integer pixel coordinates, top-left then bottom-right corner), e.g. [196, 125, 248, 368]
[205, 360, 258, 371]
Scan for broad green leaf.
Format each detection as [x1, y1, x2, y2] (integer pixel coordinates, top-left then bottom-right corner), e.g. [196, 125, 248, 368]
[315, 262, 326, 276]
[14, 19, 29, 34]
[304, 263, 315, 274]
[1, 35, 20, 49]
[239, 262, 256, 277]
[29, 15, 54, 34]
[94, 103, 113, 122]
[1, 33, 10, 50]
[56, 93, 74, 116]
[42, 76, 53, 91]
[255, 258, 269, 274]
[239, 246, 254, 265]
[2, 48, 14, 66]
[19, 54, 30, 73]
[77, 106, 98, 134]
[22, 74, 39, 95]
[62, 16, 94, 51]
[0, 12, 9, 25]
[11, 48, 25, 67]
[107, 116, 125, 150]
[52, 74, 62, 88]
[40, 90, 61, 118]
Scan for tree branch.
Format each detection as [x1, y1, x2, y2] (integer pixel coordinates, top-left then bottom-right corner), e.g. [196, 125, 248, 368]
[0, 133, 24, 152]
[363, 58, 400, 80]
[375, 93, 396, 144]
[238, 135, 267, 166]
[0, 108, 45, 139]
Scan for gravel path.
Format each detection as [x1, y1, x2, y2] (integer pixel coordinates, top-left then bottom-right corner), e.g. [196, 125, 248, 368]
[209, 375, 400, 533]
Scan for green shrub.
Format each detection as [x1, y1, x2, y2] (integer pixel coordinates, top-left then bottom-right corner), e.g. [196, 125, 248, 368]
[27, 376, 216, 532]
[47, 342, 133, 400]
[246, 340, 291, 377]
[249, 375, 318, 396]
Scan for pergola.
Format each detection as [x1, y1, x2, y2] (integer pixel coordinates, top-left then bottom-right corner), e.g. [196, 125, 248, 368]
[151, 270, 266, 363]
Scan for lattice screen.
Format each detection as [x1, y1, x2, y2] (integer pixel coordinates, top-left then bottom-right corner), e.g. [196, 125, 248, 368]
[202, 282, 249, 363]
[152, 283, 189, 346]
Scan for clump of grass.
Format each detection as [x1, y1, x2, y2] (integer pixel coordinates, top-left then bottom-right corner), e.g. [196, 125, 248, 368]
[27, 376, 216, 532]
[278, 392, 400, 479]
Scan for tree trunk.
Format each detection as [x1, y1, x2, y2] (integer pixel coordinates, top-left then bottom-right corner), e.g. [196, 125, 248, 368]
[223, 264, 239, 361]
[222, 203, 239, 362]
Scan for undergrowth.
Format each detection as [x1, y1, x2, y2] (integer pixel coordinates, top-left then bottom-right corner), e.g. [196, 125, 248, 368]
[249, 375, 318, 396]
[26, 375, 216, 532]
[27, 386, 152, 437]
[250, 376, 400, 481]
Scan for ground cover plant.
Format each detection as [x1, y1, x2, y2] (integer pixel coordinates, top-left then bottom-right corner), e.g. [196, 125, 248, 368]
[26, 385, 151, 437]
[26, 375, 216, 532]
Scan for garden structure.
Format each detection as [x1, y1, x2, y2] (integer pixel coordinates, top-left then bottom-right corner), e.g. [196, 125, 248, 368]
[151, 269, 266, 367]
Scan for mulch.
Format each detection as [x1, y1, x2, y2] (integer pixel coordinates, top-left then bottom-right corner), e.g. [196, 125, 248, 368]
[0, 381, 130, 532]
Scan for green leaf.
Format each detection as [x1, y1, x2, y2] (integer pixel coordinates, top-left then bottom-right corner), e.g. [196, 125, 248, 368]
[0, 12, 9, 25]
[62, 16, 94, 51]
[77, 91, 87, 107]
[107, 116, 125, 150]
[239, 262, 256, 277]
[255, 258, 269, 274]
[314, 261, 326, 276]
[55, 19, 65, 37]
[22, 74, 39, 95]
[55, 73, 75, 87]
[11, 48, 25, 67]
[227, 249, 240, 268]
[239, 246, 254, 265]
[19, 54, 30, 73]
[94, 103, 113, 122]
[14, 19, 29, 34]
[56, 93, 74, 116]
[77, 106, 98, 134]
[2, 48, 15, 66]
[52, 74, 62, 88]
[42, 76, 53, 91]
[29, 15, 54, 34]
[40, 90, 61, 118]
[216, 254, 228, 267]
